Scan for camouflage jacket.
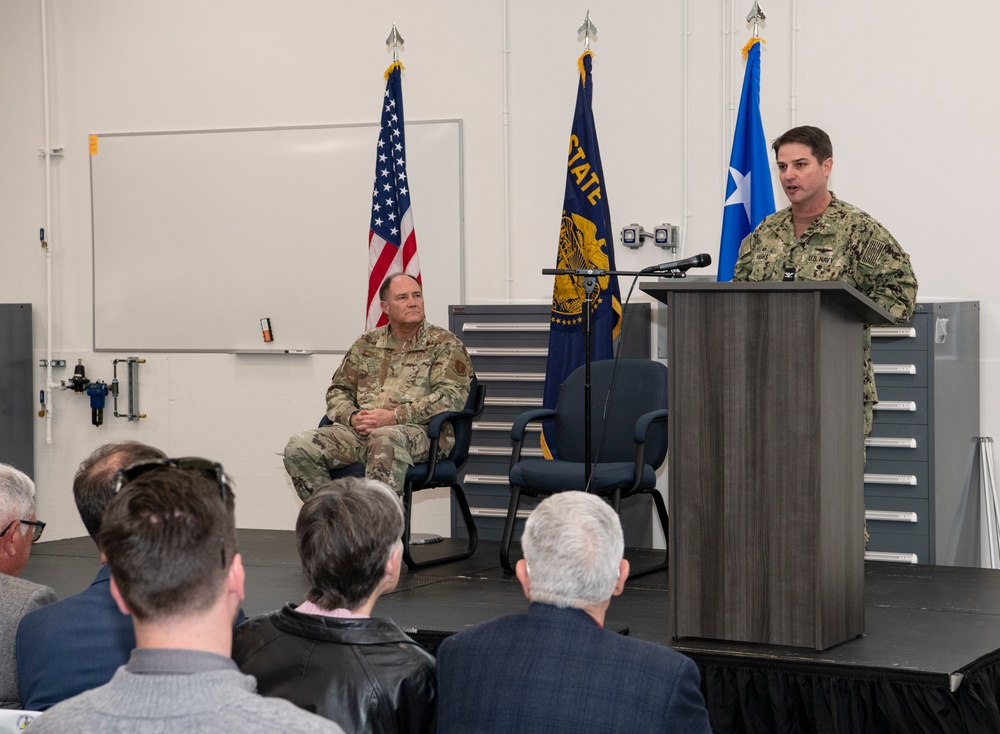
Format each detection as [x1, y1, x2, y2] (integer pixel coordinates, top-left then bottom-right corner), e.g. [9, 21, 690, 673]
[733, 193, 918, 406]
[326, 320, 473, 428]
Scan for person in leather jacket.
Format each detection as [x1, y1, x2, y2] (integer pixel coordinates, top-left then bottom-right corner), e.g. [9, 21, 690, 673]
[232, 477, 436, 733]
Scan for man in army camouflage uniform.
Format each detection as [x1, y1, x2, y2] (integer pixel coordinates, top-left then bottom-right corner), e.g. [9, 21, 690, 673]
[733, 125, 918, 436]
[283, 273, 473, 500]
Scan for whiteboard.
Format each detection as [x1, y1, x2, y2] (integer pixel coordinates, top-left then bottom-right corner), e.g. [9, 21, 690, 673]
[90, 120, 464, 352]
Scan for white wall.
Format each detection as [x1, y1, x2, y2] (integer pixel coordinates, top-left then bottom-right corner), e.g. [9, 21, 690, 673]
[2, 0, 996, 541]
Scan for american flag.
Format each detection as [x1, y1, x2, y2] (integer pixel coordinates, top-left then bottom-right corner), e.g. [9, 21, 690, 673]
[366, 62, 421, 330]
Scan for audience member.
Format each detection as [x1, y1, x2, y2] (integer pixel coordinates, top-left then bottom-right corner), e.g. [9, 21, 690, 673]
[233, 477, 436, 733]
[436, 491, 712, 733]
[16, 442, 165, 711]
[26, 457, 342, 733]
[0, 463, 55, 709]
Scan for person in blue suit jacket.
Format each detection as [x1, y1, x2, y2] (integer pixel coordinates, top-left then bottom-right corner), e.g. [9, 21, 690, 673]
[436, 491, 712, 734]
[16, 441, 166, 711]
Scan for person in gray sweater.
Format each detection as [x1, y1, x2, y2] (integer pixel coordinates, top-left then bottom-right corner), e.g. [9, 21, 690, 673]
[0, 462, 55, 710]
[26, 457, 341, 733]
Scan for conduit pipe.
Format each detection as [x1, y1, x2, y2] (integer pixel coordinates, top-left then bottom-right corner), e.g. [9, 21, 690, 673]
[681, 0, 691, 251]
[790, 0, 799, 125]
[40, 0, 56, 445]
[502, 0, 513, 302]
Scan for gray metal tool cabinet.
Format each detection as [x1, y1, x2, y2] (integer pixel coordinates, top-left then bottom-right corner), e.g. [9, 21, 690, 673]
[866, 300, 980, 566]
[0, 304, 34, 478]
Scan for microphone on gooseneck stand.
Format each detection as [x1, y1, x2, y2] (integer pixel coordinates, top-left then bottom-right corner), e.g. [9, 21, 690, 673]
[639, 253, 713, 274]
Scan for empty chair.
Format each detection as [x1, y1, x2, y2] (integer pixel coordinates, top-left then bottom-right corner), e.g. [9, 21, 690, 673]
[500, 359, 668, 577]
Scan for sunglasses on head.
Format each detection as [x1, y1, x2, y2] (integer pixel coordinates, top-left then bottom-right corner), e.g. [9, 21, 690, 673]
[114, 457, 232, 568]
[114, 457, 229, 502]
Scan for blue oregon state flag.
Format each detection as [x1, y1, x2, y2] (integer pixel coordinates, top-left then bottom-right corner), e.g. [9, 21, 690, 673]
[717, 38, 775, 281]
[541, 51, 622, 459]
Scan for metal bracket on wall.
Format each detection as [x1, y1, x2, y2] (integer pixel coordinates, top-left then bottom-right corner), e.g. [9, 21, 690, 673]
[112, 357, 147, 421]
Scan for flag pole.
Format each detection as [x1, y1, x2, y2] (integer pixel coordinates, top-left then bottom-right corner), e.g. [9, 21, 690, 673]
[577, 11, 598, 485]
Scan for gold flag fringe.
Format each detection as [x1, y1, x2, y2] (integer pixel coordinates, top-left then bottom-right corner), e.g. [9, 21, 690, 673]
[577, 50, 593, 88]
[741, 36, 765, 62]
[384, 61, 405, 81]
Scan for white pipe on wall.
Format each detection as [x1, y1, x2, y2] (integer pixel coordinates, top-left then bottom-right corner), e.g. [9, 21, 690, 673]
[790, 0, 799, 125]
[502, 0, 513, 302]
[682, 0, 690, 251]
[40, 0, 55, 445]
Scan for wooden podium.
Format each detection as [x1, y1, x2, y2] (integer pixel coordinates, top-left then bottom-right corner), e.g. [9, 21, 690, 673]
[641, 281, 893, 650]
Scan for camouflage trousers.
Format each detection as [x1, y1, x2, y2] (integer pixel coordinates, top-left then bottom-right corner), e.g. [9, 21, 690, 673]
[283, 423, 451, 500]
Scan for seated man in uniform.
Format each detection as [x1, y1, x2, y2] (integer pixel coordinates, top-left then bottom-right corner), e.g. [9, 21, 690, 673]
[283, 273, 472, 499]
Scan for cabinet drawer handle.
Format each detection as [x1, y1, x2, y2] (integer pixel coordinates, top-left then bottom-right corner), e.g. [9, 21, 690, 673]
[470, 507, 531, 519]
[484, 397, 543, 407]
[865, 551, 919, 564]
[469, 446, 543, 457]
[874, 363, 917, 375]
[467, 347, 549, 357]
[864, 473, 918, 485]
[865, 437, 917, 449]
[871, 327, 917, 338]
[473, 421, 541, 432]
[462, 322, 549, 332]
[464, 474, 510, 485]
[866, 510, 918, 523]
[874, 401, 917, 412]
[476, 372, 545, 382]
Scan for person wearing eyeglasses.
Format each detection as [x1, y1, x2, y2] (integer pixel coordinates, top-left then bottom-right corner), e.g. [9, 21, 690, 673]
[233, 477, 437, 734]
[16, 442, 166, 711]
[26, 458, 342, 733]
[0, 463, 55, 710]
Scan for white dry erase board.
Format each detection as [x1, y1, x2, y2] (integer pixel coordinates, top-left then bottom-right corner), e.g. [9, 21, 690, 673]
[90, 120, 464, 353]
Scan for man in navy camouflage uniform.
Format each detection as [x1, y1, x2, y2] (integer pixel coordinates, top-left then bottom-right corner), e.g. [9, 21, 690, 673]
[733, 126, 918, 436]
[283, 273, 473, 500]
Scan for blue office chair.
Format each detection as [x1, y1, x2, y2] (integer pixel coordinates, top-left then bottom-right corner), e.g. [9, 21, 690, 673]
[318, 375, 485, 570]
[500, 359, 669, 578]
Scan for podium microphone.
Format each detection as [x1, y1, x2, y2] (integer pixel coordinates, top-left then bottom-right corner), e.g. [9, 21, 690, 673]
[640, 253, 713, 274]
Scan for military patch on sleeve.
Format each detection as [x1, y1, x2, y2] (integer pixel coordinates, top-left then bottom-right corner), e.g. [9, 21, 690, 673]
[860, 239, 887, 266]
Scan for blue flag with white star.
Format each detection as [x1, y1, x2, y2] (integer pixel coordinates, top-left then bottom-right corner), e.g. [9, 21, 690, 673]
[717, 38, 774, 281]
[541, 51, 622, 459]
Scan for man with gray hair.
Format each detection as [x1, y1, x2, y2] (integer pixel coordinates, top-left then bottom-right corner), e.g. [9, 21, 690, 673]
[283, 273, 473, 499]
[0, 464, 55, 709]
[436, 491, 712, 733]
[233, 477, 437, 733]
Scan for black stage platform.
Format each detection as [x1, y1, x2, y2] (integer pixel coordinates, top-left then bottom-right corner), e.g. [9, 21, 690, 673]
[22, 531, 1000, 733]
